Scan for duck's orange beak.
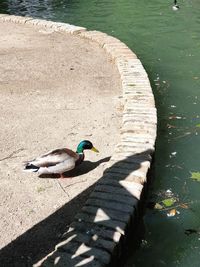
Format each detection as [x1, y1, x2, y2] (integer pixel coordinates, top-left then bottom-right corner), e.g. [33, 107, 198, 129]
[91, 147, 99, 153]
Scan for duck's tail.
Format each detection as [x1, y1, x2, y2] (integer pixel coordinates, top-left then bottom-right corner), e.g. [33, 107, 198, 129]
[23, 163, 40, 172]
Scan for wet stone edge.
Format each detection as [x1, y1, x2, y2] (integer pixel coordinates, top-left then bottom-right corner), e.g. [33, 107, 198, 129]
[0, 15, 157, 267]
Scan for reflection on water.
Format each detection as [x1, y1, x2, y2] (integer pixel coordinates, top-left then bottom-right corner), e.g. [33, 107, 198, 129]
[4, 0, 54, 19]
[0, 0, 200, 266]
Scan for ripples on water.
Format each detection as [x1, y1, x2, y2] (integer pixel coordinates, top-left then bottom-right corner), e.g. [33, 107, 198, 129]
[0, 1, 200, 266]
[1, 0, 52, 18]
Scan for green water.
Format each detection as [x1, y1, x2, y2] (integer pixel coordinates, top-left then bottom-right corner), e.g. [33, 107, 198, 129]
[1, 0, 200, 266]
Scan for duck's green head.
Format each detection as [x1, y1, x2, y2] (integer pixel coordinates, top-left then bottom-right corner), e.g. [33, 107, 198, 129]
[76, 140, 99, 154]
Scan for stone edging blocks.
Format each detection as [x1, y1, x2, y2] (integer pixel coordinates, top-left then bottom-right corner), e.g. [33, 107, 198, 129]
[0, 14, 157, 267]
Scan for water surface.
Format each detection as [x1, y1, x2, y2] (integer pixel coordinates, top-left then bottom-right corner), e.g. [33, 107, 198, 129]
[0, 1, 200, 266]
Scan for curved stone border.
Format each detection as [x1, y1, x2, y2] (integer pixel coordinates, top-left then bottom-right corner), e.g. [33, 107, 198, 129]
[0, 15, 157, 267]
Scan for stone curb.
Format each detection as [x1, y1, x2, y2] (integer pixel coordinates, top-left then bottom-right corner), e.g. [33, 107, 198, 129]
[0, 15, 157, 267]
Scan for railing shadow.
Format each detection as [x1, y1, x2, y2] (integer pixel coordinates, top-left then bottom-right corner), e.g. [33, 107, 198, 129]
[0, 185, 95, 267]
[38, 149, 153, 267]
[0, 149, 153, 267]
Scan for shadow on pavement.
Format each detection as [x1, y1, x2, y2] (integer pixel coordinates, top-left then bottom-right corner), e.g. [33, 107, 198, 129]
[0, 149, 153, 267]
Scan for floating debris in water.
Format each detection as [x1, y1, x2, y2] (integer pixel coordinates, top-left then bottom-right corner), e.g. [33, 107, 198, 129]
[169, 115, 182, 120]
[171, 151, 177, 156]
[162, 197, 177, 207]
[190, 172, 200, 182]
[167, 209, 180, 217]
[170, 151, 177, 158]
[140, 239, 149, 248]
[167, 123, 176, 129]
[154, 203, 163, 210]
[184, 229, 198, 236]
[166, 189, 173, 197]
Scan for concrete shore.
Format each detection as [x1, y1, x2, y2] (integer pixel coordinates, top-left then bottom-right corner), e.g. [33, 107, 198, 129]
[0, 15, 157, 267]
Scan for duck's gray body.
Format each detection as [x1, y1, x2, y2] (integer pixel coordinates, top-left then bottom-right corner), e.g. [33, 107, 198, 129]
[23, 148, 81, 175]
[23, 140, 98, 176]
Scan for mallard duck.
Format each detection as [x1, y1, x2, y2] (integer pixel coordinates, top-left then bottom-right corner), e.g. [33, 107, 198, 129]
[173, 0, 179, 10]
[23, 140, 99, 177]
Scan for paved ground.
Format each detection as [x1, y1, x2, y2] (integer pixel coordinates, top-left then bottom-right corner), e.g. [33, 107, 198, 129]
[0, 21, 121, 264]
